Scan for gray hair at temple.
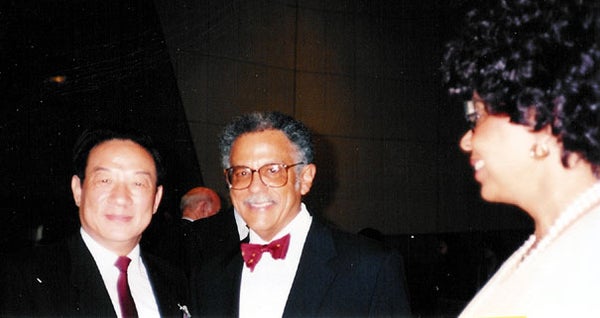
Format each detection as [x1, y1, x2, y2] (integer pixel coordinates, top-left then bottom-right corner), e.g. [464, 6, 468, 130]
[219, 111, 315, 169]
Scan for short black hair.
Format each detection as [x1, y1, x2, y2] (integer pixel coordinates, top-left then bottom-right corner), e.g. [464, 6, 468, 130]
[72, 127, 165, 186]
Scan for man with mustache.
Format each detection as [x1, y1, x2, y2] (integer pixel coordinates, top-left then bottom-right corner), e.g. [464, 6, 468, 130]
[191, 111, 410, 317]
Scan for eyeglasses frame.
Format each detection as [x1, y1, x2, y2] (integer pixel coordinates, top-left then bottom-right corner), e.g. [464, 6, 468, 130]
[224, 162, 305, 190]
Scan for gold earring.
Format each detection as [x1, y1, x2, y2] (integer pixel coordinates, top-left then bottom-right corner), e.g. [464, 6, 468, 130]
[530, 142, 550, 159]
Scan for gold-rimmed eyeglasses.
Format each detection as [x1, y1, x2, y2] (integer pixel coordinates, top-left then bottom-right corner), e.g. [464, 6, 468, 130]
[464, 100, 482, 130]
[224, 162, 305, 190]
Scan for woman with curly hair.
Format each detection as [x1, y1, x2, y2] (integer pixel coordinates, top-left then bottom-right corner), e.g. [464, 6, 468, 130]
[442, 0, 600, 316]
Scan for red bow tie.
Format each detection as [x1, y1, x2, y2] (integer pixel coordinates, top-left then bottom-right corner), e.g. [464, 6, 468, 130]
[240, 234, 290, 272]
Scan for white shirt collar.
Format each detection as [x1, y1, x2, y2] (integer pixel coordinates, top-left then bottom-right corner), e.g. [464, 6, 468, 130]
[80, 227, 140, 265]
[247, 202, 312, 244]
[233, 208, 250, 240]
[239, 203, 313, 318]
[79, 228, 160, 318]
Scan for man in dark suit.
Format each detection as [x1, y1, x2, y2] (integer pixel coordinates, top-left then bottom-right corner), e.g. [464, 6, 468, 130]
[0, 128, 189, 317]
[150, 183, 247, 275]
[184, 206, 248, 272]
[191, 111, 411, 317]
[153, 204, 247, 277]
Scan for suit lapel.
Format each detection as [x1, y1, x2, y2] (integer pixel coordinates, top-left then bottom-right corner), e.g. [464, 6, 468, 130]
[196, 250, 244, 317]
[67, 234, 117, 317]
[143, 253, 188, 317]
[223, 252, 244, 317]
[284, 220, 338, 316]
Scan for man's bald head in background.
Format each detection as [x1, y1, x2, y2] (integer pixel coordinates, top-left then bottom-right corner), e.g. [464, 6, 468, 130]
[180, 187, 222, 221]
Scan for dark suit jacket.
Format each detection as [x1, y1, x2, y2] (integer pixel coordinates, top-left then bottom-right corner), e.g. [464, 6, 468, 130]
[0, 233, 188, 317]
[151, 207, 242, 276]
[191, 218, 411, 317]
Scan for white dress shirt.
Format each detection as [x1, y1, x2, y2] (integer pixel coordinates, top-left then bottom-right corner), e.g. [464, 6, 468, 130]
[234, 208, 250, 240]
[80, 228, 160, 318]
[238, 203, 312, 318]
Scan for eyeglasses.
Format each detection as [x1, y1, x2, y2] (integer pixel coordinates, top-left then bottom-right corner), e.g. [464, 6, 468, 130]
[224, 162, 305, 190]
[464, 100, 483, 130]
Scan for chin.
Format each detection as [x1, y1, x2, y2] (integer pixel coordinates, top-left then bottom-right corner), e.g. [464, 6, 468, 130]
[480, 188, 505, 204]
[479, 186, 496, 203]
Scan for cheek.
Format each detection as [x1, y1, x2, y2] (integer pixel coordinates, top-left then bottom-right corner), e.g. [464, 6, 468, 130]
[229, 191, 243, 204]
[84, 184, 111, 201]
[134, 193, 158, 209]
[80, 190, 101, 209]
[470, 130, 498, 155]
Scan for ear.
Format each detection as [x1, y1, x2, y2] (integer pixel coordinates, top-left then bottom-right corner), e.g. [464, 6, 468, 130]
[153, 185, 164, 214]
[71, 175, 82, 207]
[299, 163, 316, 196]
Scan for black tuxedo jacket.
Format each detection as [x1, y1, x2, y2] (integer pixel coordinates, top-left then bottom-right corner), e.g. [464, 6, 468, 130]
[152, 207, 242, 276]
[0, 233, 188, 317]
[191, 218, 411, 317]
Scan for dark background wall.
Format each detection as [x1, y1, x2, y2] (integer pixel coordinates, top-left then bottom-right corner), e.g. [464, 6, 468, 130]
[1, 0, 531, 245]
[1, 0, 202, 249]
[2, 0, 534, 315]
[154, 0, 531, 234]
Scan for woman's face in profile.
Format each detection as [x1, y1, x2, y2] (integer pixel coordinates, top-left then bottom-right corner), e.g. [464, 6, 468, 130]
[460, 92, 539, 205]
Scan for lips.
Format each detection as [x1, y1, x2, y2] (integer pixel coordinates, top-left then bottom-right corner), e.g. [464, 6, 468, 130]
[245, 197, 275, 209]
[247, 201, 273, 209]
[469, 158, 486, 183]
[106, 214, 133, 222]
[473, 159, 485, 171]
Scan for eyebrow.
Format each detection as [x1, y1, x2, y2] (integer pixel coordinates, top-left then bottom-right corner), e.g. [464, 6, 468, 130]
[90, 166, 155, 178]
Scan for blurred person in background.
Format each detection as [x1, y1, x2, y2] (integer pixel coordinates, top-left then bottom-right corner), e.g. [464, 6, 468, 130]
[180, 186, 222, 222]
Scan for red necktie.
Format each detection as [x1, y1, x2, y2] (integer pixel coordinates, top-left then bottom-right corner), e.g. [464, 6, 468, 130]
[240, 234, 290, 272]
[115, 256, 138, 318]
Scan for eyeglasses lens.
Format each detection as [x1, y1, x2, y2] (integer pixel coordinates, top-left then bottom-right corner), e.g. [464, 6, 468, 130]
[227, 163, 289, 189]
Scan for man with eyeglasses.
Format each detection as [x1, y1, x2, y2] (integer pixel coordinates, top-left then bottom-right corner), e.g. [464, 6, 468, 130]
[190, 111, 410, 317]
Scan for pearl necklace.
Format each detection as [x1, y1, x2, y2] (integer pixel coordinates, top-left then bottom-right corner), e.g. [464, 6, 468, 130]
[518, 181, 600, 265]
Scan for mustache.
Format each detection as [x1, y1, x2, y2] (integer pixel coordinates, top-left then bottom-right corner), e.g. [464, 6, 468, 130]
[244, 196, 276, 205]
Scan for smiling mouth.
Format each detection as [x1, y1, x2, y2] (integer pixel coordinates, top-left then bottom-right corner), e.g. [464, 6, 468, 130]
[106, 215, 133, 222]
[245, 197, 275, 209]
[474, 160, 485, 171]
[248, 201, 272, 208]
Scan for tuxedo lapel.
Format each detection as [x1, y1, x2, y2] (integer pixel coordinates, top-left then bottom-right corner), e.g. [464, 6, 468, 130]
[143, 253, 188, 317]
[67, 234, 116, 317]
[284, 220, 338, 316]
[193, 249, 244, 317]
[223, 252, 245, 317]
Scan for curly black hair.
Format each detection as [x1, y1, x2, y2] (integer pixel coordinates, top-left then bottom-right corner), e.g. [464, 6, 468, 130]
[441, 0, 600, 172]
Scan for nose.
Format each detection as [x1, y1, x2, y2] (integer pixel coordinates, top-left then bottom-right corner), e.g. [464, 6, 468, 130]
[460, 130, 473, 152]
[247, 170, 267, 193]
[109, 182, 132, 205]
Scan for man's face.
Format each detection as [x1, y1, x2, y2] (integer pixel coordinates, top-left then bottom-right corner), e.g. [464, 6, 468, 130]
[71, 139, 163, 255]
[228, 130, 315, 241]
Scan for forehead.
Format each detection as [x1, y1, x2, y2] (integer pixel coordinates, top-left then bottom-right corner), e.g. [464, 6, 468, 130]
[87, 139, 156, 172]
[230, 130, 296, 163]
